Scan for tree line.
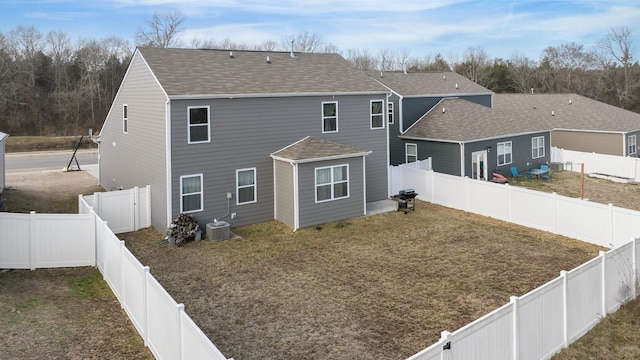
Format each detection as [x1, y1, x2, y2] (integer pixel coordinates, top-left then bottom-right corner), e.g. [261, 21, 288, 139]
[0, 10, 638, 136]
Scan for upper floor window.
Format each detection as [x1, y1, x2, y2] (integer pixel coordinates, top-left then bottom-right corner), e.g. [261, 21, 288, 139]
[406, 143, 417, 163]
[322, 102, 338, 133]
[123, 104, 128, 134]
[629, 135, 637, 155]
[180, 174, 203, 213]
[388, 102, 394, 124]
[236, 168, 257, 205]
[532, 136, 545, 159]
[497, 141, 512, 166]
[371, 100, 384, 129]
[315, 164, 349, 202]
[188, 106, 210, 144]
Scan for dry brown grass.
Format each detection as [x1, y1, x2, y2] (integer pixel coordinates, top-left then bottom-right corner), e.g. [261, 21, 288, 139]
[123, 200, 604, 360]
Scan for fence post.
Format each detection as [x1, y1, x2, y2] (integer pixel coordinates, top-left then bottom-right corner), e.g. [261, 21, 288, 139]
[119, 240, 126, 309]
[561, 270, 568, 349]
[633, 237, 638, 300]
[142, 266, 150, 346]
[553, 192, 558, 234]
[29, 211, 36, 270]
[440, 330, 451, 360]
[178, 303, 185, 360]
[465, 176, 471, 212]
[133, 186, 139, 231]
[600, 251, 607, 317]
[510, 296, 519, 360]
[608, 204, 614, 248]
[95, 191, 101, 217]
[506, 184, 512, 223]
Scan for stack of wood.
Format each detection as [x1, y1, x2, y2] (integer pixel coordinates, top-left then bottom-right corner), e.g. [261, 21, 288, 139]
[166, 213, 200, 246]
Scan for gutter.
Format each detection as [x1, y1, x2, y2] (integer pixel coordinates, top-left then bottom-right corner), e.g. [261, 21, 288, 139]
[169, 91, 388, 101]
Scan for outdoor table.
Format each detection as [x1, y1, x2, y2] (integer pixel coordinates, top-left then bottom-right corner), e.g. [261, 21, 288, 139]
[527, 168, 548, 178]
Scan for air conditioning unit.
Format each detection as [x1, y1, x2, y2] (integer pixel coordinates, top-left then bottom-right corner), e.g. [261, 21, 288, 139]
[207, 221, 231, 240]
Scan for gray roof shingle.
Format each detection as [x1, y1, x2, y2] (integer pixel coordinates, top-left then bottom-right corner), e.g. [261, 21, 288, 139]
[369, 71, 492, 96]
[402, 93, 640, 142]
[137, 47, 388, 96]
[271, 136, 370, 162]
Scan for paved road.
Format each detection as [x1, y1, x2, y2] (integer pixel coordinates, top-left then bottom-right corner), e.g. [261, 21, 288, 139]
[6, 150, 98, 171]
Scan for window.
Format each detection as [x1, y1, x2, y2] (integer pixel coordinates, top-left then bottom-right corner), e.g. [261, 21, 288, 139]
[180, 174, 203, 213]
[497, 141, 512, 166]
[322, 102, 338, 133]
[123, 104, 128, 134]
[188, 106, 210, 143]
[629, 135, 637, 155]
[406, 143, 417, 163]
[532, 136, 545, 159]
[388, 102, 394, 124]
[371, 100, 384, 129]
[315, 165, 349, 202]
[236, 168, 257, 205]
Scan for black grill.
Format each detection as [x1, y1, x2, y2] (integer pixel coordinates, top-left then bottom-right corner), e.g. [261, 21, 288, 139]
[393, 188, 417, 213]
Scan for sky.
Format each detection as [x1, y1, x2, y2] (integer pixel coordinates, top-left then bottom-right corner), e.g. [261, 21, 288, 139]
[1, 0, 639, 61]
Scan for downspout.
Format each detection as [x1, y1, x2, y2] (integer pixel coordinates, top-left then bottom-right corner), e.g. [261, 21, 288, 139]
[165, 99, 172, 229]
[362, 156, 367, 215]
[385, 94, 391, 198]
[293, 162, 299, 231]
[623, 133, 627, 156]
[460, 142, 465, 177]
[398, 94, 405, 133]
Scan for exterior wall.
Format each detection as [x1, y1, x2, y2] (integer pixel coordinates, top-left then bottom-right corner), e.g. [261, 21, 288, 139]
[297, 157, 365, 228]
[552, 130, 623, 156]
[627, 130, 640, 157]
[464, 132, 550, 178]
[273, 160, 295, 228]
[169, 94, 388, 228]
[98, 51, 169, 230]
[0, 135, 5, 194]
[401, 140, 462, 176]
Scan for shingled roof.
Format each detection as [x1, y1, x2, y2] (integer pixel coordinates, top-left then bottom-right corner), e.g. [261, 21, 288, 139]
[369, 71, 492, 96]
[401, 93, 640, 143]
[271, 136, 370, 163]
[137, 47, 388, 96]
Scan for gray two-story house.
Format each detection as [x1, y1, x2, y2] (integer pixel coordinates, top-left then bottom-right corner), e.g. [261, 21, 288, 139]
[97, 48, 390, 231]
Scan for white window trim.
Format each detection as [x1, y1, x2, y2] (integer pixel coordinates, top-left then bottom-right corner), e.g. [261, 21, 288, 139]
[180, 174, 203, 213]
[322, 101, 338, 134]
[123, 104, 128, 134]
[388, 102, 394, 124]
[315, 164, 349, 203]
[187, 105, 211, 144]
[406, 143, 417, 163]
[497, 141, 513, 166]
[531, 136, 545, 159]
[629, 135, 637, 155]
[236, 167, 257, 205]
[370, 100, 385, 129]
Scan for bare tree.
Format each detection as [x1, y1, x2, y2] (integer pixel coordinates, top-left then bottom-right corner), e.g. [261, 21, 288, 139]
[455, 46, 490, 83]
[283, 31, 324, 53]
[377, 48, 395, 71]
[507, 52, 539, 93]
[346, 48, 377, 70]
[135, 10, 186, 48]
[597, 27, 637, 105]
[542, 42, 597, 93]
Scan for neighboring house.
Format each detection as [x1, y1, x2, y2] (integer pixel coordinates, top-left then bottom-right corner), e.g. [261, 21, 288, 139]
[493, 94, 640, 157]
[0, 131, 7, 194]
[96, 48, 390, 231]
[369, 71, 494, 165]
[400, 97, 551, 179]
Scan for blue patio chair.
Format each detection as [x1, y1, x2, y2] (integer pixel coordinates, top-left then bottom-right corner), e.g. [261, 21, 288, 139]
[510, 166, 523, 179]
[540, 164, 549, 172]
[539, 164, 551, 180]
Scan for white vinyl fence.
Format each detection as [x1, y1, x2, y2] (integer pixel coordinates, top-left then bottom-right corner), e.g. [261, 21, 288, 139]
[0, 204, 231, 360]
[551, 147, 640, 181]
[389, 165, 640, 359]
[80, 185, 150, 234]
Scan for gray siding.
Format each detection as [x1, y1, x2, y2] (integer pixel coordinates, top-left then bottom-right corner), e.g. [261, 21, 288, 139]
[274, 160, 295, 228]
[297, 158, 365, 228]
[476, 132, 551, 177]
[0, 137, 5, 193]
[552, 130, 623, 156]
[170, 94, 388, 228]
[403, 140, 462, 176]
[99, 51, 169, 230]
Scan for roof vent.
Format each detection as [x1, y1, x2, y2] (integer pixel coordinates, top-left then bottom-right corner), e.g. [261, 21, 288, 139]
[443, 75, 446, 80]
[569, 99, 572, 104]
[290, 39, 296, 58]
[229, 51, 234, 58]
[551, 110, 555, 116]
[266, 56, 271, 64]
[530, 88, 534, 94]
[442, 107, 446, 114]
[455, 83, 459, 89]
[380, 71, 383, 78]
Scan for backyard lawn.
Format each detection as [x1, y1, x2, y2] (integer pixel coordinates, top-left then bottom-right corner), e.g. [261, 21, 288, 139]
[123, 198, 604, 360]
